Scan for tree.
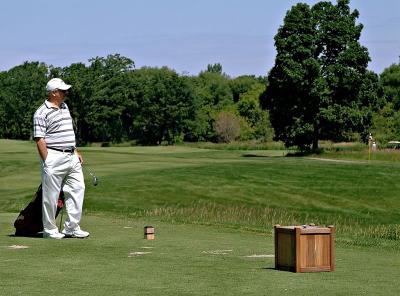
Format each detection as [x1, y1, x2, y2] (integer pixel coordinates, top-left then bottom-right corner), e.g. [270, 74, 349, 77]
[206, 63, 223, 74]
[314, 1, 381, 143]
[59, 62, 92, 143]
[369, 63, 400, 143]
[262, 3, 320, 150]
[237, 82, 274, 141]
[84, 55, 134, 142]
[262, 0, 380, 150]
[230, 75, 261, 102]
[186, 68, 233, 141]
[61, 54, 135, 143]
[214, 111, 241, 143]
[380, 63, 400, 110]
[127, 67, 197, 144]
[371, 103, 400, 144]
[0, 62, 48, 139]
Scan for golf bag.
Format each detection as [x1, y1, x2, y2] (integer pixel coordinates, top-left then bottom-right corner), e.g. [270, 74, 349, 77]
[14, 184, 65, 237]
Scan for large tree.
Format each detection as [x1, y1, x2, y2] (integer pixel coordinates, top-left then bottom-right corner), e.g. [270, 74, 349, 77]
[262, 0, 380, 150]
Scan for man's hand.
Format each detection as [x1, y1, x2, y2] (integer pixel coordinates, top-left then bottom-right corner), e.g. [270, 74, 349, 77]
[76, 151, 84, 164]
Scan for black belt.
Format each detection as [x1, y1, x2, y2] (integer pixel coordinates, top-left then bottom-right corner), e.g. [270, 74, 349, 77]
[47, 147, 75, 153]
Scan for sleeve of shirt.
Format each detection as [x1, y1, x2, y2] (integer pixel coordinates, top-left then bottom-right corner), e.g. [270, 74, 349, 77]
[33, 114, 46, 138]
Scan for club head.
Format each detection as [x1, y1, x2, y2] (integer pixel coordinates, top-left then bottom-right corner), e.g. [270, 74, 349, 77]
[88, 170, 99, 186]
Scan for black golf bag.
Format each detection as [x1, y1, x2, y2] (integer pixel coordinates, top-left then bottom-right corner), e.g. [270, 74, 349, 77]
[14, 184, 65, 237]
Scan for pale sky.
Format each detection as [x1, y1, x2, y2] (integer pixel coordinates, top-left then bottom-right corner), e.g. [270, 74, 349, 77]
[0, 0, 399, 77]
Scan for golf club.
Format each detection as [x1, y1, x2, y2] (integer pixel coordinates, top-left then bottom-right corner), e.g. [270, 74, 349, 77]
[86, 167, 99, 186]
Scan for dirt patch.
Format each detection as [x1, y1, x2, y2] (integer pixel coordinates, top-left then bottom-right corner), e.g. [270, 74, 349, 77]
[7, 245, 29, 250]
[307, 157, 365, 164]
[244, 254, 274, 258]
[128, 251, 151, 257]
[202, 250, 233, 255]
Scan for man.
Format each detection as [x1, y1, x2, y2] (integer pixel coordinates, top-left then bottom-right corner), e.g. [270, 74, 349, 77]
[33, 78, 89, 239]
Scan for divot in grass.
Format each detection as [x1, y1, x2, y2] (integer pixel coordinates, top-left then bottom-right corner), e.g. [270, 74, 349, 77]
[202, 250, 233, 255]
[244, 254, 274, 258]
[7, 245, 29, 250]
[128, 251, 152, 257]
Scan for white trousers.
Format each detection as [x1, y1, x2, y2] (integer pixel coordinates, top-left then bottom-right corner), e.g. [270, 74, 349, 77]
[41, 149, 85, 235]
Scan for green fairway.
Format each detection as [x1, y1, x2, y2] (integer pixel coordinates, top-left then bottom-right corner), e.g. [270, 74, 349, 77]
[1, 140, 400, 295]
[1, 140, 399, 244]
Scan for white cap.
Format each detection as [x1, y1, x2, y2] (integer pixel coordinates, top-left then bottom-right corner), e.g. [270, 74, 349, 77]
[46, 78, 71, 92]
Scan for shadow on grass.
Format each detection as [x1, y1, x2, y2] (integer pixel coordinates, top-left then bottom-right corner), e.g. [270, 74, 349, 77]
[261, 267, 277, 270]
[242, 154, 272, 158]
[242, 154, 284, 158]
[286, 149, 323, 157]
[261, 267, 296, 274]
[242, 149, 324, 158]
[7, 234, 42, 239]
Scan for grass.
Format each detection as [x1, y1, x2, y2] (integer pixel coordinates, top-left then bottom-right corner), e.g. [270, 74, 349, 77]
[1, 140, 400, 244]
[1, 213, 400, 296]
[1, 139, 400, 295]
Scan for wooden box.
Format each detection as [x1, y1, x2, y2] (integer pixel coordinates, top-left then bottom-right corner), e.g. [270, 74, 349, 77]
[274, 224, 335, 272]
[144, 226, 155, 240]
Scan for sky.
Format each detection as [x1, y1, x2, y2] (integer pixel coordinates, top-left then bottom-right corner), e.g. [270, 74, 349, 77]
[0, 0, 399, 77]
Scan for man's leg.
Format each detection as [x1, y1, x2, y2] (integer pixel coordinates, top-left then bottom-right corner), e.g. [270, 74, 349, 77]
[62, 155, 87, 235]
[41, 150, 65, 236]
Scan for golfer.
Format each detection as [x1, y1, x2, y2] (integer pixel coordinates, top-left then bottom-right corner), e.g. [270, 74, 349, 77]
[33, 78, 89, 239]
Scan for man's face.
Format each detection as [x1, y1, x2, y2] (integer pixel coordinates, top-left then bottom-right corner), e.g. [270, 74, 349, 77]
[54, 89, 68, 100]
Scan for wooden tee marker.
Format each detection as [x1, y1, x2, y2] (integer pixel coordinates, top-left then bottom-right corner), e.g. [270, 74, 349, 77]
[274, 224, 335, 272]
[144, 226, 155, 240]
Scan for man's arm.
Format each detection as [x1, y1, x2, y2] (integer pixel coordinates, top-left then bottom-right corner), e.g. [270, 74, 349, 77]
[75, 149, 84, 164]
[35, 137, 47, 161]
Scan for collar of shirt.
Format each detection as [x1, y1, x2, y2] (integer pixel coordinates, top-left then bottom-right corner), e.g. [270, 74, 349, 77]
[45, 100, 67, 110]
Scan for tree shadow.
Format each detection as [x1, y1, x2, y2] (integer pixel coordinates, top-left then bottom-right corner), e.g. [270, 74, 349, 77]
[285, 149, 323, 157]
[242, 153, 272, 158]
[242, 153, 285, 158]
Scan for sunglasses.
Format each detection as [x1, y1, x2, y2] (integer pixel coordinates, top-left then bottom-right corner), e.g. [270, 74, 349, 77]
[57, 89, 69, 95]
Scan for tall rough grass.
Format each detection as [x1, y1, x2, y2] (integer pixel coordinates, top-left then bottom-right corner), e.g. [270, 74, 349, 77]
[314, 141, 400, 162]
[137, 202, 400, 246]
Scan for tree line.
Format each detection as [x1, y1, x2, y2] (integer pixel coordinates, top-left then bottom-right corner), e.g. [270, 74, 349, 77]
[1, 0, 400, 149]
[0, 56, 272, 145]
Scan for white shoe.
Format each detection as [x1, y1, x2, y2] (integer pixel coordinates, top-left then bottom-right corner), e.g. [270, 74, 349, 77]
[62, 228, 90, 238]
[43, 232, 65, 239]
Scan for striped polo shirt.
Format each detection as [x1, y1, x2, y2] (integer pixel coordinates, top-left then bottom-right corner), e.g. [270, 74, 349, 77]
[33, 100, 76, 148]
